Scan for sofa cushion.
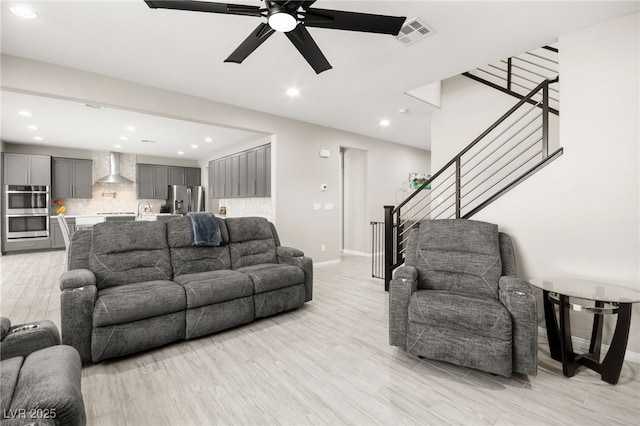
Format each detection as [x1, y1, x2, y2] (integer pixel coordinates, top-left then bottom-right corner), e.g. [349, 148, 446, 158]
[416, 219, 502, 298]
[226, 217, 278, 268]
[408, 290, 511, 340]
[167, 217, 232, 276]
[93, 280, 186, 327]
[174, 270, 253, 309]
[0, 356, 23, 411]
[92, 312, 185, 362]
[236, 263, 305, 294]
[170, 246, 232, 277]
[89, 221, 173, 289]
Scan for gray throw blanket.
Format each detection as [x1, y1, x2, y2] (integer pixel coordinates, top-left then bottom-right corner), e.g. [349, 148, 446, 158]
[187, 212, 221, 246]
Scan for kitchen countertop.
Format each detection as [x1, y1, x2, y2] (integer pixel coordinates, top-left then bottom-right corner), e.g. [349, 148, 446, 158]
[51, 213, 179, 219]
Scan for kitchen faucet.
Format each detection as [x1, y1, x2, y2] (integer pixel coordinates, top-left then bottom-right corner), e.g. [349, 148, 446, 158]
[137, 200, 152, 218]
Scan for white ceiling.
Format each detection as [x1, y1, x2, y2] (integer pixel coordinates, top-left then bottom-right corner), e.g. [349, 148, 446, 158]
[1, 1, 638, 157]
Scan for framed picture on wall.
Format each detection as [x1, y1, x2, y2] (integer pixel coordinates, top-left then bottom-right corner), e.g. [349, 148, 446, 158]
[409, 173, 431, 190]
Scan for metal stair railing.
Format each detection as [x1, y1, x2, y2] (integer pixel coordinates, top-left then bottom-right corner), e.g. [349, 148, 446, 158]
[463, 45, 559, 115]
[383, 77, 563, 290]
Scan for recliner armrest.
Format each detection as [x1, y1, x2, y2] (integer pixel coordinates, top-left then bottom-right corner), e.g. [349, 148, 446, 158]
[59, 270, 97, 365]
[499, 276, 532, 295]
[0, 320, 61, 361]
[60, 269, 96, 291]
[276, 249, 313, 302]
[389, 265, 418, 349]
[498, 276, 537, 375]
[276, 246, 304, 258]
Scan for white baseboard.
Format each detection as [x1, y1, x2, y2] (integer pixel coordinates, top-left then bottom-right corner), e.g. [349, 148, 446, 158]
[538, 327, 640, 364]
[314, 259, 341, 267]
[341, 250, 371, 258]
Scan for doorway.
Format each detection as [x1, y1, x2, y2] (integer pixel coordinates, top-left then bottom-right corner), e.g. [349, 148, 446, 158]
[340, 147, 368, 255]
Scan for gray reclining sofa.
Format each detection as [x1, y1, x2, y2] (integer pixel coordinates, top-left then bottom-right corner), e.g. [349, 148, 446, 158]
[60, 216, 313, 364]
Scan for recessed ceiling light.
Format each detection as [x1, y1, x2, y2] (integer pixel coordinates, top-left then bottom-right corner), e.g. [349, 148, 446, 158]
[18, 110, 32, 117]
[286, 87, 300, 97]
[27, 125, 38, 131]
[125, 126, 135, 131]
[33, 136, 43, 141]
[114, 144, 122, 149]
[119, 136, 128, 141]
[10, 5, 38, 20]
[379, 119, 391, 127]
[204, 137, 213, 143]
[190, 144, 198, 149]
[177, 151, 185, 155]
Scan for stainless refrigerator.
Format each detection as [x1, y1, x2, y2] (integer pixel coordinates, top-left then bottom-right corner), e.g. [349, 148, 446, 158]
[167, 185, 205, 214]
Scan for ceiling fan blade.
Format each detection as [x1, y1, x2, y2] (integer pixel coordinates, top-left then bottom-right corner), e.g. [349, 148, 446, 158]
[144, 1, 262, 17]
[285, 25, 332, 74]
[303, 8, 406, 35]
[225, 23, 276, 64]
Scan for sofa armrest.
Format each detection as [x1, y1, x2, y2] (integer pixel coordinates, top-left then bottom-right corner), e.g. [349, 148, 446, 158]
[277, 249, 313, 302]
[60, 269, 96, 290]
[0, 320, 61, 361]
[499, 276, 537, 375]
[389, 265, 418, 349]
[277, 246, 304, 258]
[59, 270, 97, 365]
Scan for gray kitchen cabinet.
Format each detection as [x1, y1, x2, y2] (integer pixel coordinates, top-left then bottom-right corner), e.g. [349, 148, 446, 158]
[169, 166, 201, 186]
[238, 152, 248, 197]
[265, 145, 271, 197]
[208, 144, 270, 199]
[247, 145, 267, 197]
[3, 153, 51, 185]
[4, 238, 52, 252]
[185, 167, 201, 186]
[136, 164, 168, 199]
[52, 157, 93, 198]
[51, 216, 76, 249]
[51, 220, 64, 248]
[208, 160, 219, 199]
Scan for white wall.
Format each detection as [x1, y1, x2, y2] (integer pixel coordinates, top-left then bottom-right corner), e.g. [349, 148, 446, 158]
[1, 55, 429, 263]
[431, 13, 640, 354]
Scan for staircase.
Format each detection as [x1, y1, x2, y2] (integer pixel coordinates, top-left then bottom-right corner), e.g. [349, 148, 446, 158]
[382, 47, 563, 290]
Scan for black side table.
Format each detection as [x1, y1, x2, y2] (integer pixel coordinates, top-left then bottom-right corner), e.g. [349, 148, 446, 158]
[530, 277, 640, 385]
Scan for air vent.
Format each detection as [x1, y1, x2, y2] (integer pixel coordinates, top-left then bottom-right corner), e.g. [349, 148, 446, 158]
[396, 17, 434, 46]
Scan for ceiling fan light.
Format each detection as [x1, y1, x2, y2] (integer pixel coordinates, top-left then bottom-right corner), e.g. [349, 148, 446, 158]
[268, 9, 297, 32]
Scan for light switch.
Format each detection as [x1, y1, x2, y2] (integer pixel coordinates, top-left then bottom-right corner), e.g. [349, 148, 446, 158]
[313, 203, 322, 210]
[320, 184, 327, 191]
[324, 203, 334, 210]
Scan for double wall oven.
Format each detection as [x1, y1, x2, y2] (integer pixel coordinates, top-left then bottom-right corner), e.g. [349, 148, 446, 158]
[5, 185, 50, 240]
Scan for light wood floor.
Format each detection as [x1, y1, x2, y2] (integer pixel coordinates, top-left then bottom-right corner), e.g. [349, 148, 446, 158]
[1, 250, 639, 425]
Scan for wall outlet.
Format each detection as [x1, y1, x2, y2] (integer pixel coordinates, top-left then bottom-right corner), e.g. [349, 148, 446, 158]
[324, 203, 334, 210]
[313, 203, 321, 210]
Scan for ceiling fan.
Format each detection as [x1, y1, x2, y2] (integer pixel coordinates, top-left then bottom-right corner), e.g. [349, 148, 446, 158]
[144, 1, 406, 74]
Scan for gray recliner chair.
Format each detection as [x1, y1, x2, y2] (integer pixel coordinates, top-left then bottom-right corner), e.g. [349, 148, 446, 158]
[389, 219, 537, 377]
[1, 317, 86, 425]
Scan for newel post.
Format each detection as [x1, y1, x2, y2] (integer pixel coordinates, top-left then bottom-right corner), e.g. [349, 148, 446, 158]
[384, 205, 394, 291]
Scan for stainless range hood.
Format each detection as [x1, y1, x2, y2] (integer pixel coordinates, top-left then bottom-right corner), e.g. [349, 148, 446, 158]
[95, 152, 133, 184]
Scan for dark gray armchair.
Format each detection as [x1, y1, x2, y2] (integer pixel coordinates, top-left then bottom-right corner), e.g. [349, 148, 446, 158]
[389, 219, 537, 377]
[1, 317, 86, 425]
